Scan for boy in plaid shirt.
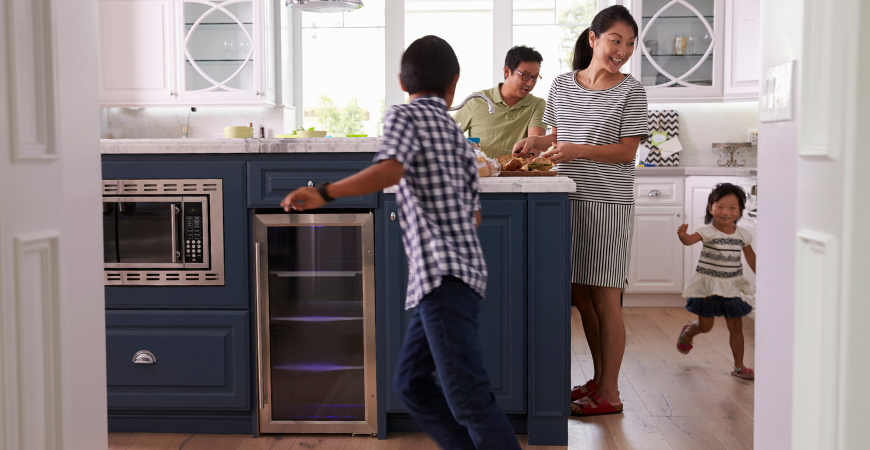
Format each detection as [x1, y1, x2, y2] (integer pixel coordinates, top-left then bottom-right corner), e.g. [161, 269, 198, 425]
[282, 35, 520, 450]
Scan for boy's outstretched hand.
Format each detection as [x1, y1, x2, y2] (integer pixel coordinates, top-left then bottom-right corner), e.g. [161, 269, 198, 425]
[281, 187, 325, 212]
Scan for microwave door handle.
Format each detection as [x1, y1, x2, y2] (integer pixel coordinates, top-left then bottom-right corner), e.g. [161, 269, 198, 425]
[171, 205, 180, 263]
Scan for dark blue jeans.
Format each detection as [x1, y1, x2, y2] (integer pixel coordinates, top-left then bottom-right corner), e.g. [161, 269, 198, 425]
[393, 276, 520, 450]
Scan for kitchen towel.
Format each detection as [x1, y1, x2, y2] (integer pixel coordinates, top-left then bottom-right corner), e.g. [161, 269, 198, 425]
[642, 110, 680, 166]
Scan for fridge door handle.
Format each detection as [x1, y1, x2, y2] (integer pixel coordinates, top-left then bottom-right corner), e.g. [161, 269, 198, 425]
[255, 242, 265, 409]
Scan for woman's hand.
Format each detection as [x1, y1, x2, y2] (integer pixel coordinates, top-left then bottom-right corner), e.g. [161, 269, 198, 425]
[541, 141, 583, 164]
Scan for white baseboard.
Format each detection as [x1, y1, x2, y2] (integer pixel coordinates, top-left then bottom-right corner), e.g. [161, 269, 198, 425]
[623, 292, 686, 307]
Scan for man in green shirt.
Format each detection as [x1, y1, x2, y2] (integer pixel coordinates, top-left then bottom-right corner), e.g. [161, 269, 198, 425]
[453, 46, 547, 158]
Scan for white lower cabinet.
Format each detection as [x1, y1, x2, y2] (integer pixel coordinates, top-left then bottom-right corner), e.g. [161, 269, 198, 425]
[627, 205, 685, 293]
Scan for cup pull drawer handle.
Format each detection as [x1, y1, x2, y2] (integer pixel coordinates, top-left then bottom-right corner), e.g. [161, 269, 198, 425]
[648, 189, 662, 197]
[133, 350, 156, 364]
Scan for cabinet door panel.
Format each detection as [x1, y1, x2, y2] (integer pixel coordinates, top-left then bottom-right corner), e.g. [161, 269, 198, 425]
[381, 197, 526, 414]
[724, 0, 760, 99]
[247, 161, 378, 208]
[105, 310, 249, 410]
[627, 205, 684, 292]
[98, 0, 175, 105]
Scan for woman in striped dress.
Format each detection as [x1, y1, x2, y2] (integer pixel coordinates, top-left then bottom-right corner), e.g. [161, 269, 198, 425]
[513, 5, 647, 416]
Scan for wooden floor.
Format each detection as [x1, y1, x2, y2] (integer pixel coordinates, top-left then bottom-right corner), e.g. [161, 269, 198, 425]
[108, 307, 754, 450]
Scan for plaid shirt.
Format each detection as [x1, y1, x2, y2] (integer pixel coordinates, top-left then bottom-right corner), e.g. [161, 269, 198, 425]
[375, 96, 488, 309]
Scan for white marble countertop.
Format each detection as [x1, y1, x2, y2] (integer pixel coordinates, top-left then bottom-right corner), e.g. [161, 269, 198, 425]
[636, 166, 757, 177]
[384, 176, 577, 194]
[100, 137, 379, 154]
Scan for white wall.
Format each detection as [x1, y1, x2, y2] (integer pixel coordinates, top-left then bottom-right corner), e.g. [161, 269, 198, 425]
[648, 101, 759, 166]
[755, 0, 802, 448]
[102, 106, 287, 138]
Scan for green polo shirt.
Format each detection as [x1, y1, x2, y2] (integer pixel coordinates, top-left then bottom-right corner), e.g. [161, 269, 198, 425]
[452, 84, 547, 158]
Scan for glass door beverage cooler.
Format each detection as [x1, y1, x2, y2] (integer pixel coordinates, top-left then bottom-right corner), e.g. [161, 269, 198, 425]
[253, 213, 376, 434]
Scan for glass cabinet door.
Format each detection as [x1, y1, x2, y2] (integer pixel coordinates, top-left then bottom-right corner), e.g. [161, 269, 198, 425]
[636, 0, 717, 90]
[254, 214, 376, 434]
[179, 0, 260, 100]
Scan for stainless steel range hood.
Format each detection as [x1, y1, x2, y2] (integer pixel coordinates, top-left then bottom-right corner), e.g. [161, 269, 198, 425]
[286, 0, 363, 13]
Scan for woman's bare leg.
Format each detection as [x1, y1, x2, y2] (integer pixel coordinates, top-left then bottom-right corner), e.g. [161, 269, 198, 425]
[588, 285, 625, 405]
[572, 283, 601, 386]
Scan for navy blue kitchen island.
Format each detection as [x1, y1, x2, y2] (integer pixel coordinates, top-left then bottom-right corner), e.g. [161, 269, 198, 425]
[101, 140, 573, 446]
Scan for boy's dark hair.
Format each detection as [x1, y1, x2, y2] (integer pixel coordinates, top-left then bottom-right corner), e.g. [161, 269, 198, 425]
[572, 5, 638, 71]
[401, 35, 460, 96]
[504, 45, 543, 74]
[705, 183, 747, 225]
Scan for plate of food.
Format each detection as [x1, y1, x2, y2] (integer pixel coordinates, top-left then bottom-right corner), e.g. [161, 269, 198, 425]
[495, 155, 557, 176]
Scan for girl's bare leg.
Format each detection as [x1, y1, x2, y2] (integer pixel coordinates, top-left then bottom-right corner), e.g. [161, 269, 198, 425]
[725, 317, 745, 368]
[681, 316, 715, 343]
[587, 285, 625, 405]
[572, 283, 600, 385]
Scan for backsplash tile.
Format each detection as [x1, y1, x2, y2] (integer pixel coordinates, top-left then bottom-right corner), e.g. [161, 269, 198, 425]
[103, 106, 286, 139]
[648, 102, 759, 167]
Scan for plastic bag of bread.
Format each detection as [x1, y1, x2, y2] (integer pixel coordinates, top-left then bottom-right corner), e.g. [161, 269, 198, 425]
[475, 150, 501, 177]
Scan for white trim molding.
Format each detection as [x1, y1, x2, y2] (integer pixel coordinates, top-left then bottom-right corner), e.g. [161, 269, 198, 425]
[792, 229, 844, 450]
[13, 230, 63, 450]
[6, 0, 57, 162]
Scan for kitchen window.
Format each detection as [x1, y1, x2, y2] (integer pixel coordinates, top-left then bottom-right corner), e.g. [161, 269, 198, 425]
[299, 0, 385, 136]
[291, 0, 611, 134]
[513, 0, 600, 85]
[405, 0, 494, 101]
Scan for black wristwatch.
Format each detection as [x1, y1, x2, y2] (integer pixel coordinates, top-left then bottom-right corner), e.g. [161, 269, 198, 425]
[314, 182, 334, 203]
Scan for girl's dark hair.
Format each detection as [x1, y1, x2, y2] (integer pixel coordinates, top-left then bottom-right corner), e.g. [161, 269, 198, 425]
[572, 5, 638, 71]
[401, 35, 460, 96]
[705, 183, 747, 225]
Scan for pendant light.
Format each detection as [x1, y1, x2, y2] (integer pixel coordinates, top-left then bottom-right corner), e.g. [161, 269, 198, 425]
[286, 0, 364, 13]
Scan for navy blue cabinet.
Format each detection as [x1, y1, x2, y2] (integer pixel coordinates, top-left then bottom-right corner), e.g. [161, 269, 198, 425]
[378, 195, 527, 417]
[106, 310, 249, 409]
[247, 161, 378, 208]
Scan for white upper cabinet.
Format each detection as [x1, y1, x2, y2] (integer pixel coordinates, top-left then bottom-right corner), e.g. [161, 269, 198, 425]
[98, 0, 176, 105]
[98, 0, 276, 107]
[722, 0, 760, 101]
[628, 0, 758, 102]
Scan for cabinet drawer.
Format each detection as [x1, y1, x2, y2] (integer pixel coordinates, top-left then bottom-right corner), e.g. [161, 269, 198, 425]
[248, 161, 378, 208]
[635, 177, 684, 205]
[106, 310, 248, 410]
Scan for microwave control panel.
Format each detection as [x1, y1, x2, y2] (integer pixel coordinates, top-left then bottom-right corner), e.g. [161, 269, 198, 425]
[184, 203, 204, 263]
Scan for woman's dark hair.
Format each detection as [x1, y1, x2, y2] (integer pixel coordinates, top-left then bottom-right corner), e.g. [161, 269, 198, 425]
[401, 35, 460, 96]
[505, 45, 543, 73]
[572, 5, 638, 71]
[705, 183, 747, 225]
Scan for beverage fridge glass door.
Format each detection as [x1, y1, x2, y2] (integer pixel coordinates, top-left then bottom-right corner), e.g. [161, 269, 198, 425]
[254, 213, 376, 435]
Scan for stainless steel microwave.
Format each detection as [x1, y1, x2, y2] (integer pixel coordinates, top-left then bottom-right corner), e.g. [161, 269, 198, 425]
[102, 179, 224, 286]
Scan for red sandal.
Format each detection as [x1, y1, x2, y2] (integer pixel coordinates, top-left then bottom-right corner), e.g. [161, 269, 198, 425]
[571, 379, 598, 401]
[676, 324, 693, 355]
[570, 391, 623, 416]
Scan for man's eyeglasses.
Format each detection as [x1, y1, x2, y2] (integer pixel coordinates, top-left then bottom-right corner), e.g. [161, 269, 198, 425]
[514, 70, 542, 82]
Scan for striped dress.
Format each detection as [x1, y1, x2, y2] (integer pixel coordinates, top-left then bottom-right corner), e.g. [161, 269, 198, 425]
[542, 71, 648, 288]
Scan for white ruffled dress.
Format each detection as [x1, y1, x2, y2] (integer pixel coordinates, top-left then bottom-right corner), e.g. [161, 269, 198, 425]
[682, 224, 753, 299]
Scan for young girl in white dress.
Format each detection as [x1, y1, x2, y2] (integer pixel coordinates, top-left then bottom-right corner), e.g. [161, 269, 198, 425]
[675, 183, 757, 380]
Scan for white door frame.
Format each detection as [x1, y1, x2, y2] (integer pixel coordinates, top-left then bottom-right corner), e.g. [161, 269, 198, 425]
[1, 0, 108, 449]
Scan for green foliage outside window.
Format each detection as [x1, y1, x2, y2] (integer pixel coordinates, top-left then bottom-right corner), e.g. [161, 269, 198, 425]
[314, 95, 366, 136]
